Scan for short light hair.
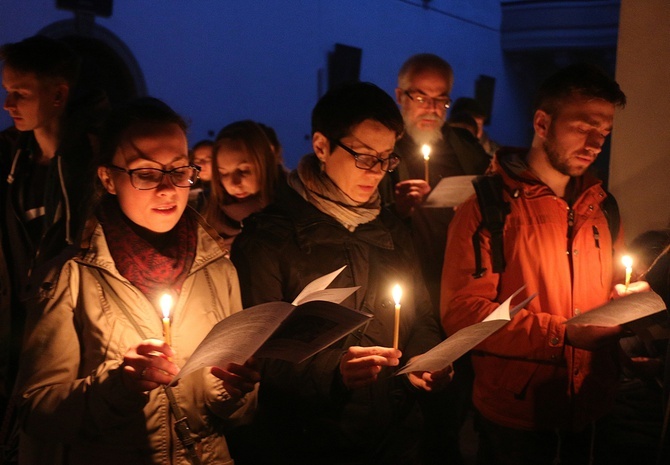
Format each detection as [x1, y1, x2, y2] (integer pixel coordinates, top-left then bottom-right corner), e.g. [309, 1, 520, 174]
[397, 53, 454, 91]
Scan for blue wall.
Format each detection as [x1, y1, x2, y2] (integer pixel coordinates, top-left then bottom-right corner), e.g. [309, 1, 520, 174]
[0, 0, 529, 168]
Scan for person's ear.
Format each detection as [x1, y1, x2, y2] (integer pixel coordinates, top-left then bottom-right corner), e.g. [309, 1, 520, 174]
[53, 84, 69, 108]
[534, 110, 551, 138]
[312, 132, 330, 164]
[395, 87, 404, 105]
[97, 165, 117, 195]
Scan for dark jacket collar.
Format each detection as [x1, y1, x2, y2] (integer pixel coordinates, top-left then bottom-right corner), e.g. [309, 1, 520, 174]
[266, 181, 395, 251]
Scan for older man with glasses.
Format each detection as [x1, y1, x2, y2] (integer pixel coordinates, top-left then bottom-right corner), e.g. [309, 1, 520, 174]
[377, 53, 492, 465]
[382, 53, 491, 310]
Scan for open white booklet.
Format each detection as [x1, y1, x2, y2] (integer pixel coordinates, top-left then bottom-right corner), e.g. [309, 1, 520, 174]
[396, 287, 535, 375]
[172, 266, 371, 383]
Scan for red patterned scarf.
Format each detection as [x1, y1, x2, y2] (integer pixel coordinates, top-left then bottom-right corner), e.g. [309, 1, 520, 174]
[97, 196, 197, 303]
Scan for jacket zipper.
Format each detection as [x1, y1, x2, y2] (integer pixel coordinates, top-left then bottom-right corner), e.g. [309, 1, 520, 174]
[567, 208, 575, 246]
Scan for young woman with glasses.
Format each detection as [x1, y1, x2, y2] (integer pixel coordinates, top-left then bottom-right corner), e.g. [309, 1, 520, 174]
[16, 97, 259, 465]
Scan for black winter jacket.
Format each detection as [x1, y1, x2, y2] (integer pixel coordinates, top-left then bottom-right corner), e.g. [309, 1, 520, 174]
[230, 183, 443, 465]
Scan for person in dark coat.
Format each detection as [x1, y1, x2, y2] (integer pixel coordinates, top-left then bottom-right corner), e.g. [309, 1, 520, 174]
[381, 53, 492, 465]
[230, 81, 452, 465]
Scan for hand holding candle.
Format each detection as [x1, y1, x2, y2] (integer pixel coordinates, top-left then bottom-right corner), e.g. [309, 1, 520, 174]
[392, 284, 402, 350]
[160, 293, 173, 347]
[622, 255, 633, 292]
[421, 144, 431, 183]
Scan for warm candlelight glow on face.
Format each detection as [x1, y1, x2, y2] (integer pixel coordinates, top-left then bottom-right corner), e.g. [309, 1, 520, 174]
[160, 293, 173, 319]
[421, 144, 431, 161]
[392, 284, 403, 305]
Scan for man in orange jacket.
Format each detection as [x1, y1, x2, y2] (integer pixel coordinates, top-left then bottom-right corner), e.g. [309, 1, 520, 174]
[442, 63, 648, 465]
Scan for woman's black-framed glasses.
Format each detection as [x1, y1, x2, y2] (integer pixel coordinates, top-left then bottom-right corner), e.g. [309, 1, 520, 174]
[107, 164, 200, 190]
[335, 141, 401, 173]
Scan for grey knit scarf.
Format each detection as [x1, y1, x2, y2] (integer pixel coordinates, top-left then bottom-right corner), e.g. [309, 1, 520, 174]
[288, 154, 381, 232]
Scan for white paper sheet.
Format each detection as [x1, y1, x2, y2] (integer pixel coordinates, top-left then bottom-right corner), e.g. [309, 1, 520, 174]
[171, 266, 367, 384]
[422, 175, 477, 208]
[396, 287, 535, 374]
[565, 291, 666, 327]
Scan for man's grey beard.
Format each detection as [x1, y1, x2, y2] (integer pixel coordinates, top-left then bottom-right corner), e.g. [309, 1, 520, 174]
[404, 121, 444, 146]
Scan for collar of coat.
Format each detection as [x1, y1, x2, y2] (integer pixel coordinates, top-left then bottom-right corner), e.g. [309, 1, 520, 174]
[259, 183, 396, 251]
[492, 147, 606, 204]
[76, 206, 228, 272]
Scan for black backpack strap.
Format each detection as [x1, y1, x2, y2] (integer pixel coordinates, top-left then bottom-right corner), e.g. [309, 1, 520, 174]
[472, 174, 510, 277]
[471, 223, 486, 278]
[601, 191, 620, 244]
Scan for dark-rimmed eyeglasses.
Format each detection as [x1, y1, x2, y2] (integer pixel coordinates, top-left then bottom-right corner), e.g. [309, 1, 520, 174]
[107, 164, 200, 190]
[404, 90, 451, 110]
[335, 141, 401, 173]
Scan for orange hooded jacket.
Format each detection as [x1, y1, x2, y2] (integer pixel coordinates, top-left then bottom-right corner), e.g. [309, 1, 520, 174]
[441, 149, 624, 431]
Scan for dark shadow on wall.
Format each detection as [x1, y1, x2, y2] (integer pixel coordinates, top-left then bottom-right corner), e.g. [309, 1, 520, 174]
[38, 19, 146, 107]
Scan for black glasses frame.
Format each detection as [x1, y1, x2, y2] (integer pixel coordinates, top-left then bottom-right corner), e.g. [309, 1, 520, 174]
[107, 164, 200, 190]
[335, 141, 401, 173]
[404, 90, 451, 109]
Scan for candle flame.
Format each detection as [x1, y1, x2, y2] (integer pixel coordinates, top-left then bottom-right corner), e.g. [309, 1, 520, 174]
[392, 284, 402, 305]
[622, 255, 633, 269]
[160, 293, 173, 319]
[421, 144, 431, 160]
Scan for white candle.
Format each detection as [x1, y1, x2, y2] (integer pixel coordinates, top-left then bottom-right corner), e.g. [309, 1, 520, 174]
[160, 293, 173, 346]
[622, 255, 633, 291]
[392, 284, 403, 350]
[421, 144, 431, 183]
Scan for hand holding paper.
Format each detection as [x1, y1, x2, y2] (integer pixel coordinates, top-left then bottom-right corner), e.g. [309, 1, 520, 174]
[407, 362, 454, 392]
[565, 291, 665, 327]
[171, 266, 369, 385]
[396, 287, 535, 375]
[211, 358, 260, 400]
[564, 291, 666, 351]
